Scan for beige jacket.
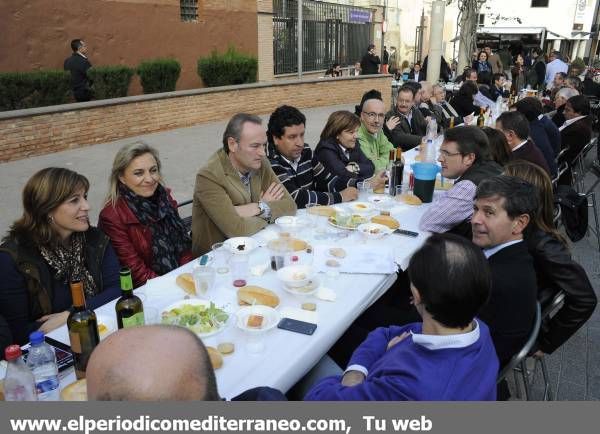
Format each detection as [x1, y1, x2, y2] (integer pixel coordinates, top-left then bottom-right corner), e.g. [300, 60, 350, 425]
[191, 149, 297, 256]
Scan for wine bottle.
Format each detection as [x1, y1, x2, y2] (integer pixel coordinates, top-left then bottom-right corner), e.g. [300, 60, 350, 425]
[449, 116, 455, 129]
[115, 268, 145, 329]
[67, 280, 100, 379]
[477, 107, 485, 127]
[389, 148, 404, 196]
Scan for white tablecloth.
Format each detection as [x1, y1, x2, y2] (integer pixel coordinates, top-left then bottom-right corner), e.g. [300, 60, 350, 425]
[48, 149, 438, 399]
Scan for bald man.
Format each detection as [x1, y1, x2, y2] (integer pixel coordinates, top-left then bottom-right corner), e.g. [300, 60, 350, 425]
[86, 325, 220, 401]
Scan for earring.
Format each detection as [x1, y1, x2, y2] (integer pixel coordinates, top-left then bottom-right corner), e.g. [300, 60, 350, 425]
[48, 215, 54, 224]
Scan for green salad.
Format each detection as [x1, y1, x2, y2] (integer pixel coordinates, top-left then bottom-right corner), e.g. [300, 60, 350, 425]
[161, 302, 229, 334]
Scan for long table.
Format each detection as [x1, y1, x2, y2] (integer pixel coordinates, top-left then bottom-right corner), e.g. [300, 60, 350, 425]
[48, 150, 441, 399]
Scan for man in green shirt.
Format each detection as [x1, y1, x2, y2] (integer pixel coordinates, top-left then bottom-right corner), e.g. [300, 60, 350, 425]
[357, 98, 397, 172]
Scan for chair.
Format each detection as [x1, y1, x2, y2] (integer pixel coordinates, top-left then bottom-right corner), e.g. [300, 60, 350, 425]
[551, 161, 569, 191]
[571, 138, 597, 192]
[177, 199, 193, 234]
[497, 302, 542, 400]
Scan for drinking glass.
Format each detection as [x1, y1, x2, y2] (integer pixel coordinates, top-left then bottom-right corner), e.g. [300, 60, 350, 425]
[143, 307, 160, 325]
[230, 254, 249, 287]
[192, 265, 216, 296]
[211, 242, 231, 274]
[357, 180, 373, 198]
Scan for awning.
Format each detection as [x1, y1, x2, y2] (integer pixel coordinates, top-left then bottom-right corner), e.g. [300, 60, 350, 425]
[477, 27, 545, 35]
[546, 30, 571, 40]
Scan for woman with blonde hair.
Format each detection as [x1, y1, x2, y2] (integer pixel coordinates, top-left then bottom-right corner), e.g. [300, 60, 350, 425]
[503, 160, 597, 356]
[315, 110, 376, 184]
[0, 168, 120, 344]
[99, 142, 192, 287]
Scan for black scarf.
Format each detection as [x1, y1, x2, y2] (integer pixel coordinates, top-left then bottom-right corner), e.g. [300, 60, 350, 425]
[119, 183, 191, 275]
[39, 232, 98, 298]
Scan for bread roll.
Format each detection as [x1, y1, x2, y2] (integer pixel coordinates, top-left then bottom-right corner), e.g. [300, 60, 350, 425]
[267, 238, 308, 252]
[176, 273, 196, 295]
[371, 214, 400, 229]
[373, 187, 385, 194]
[206, 346, 223, 369]
[397, 194, 422, 206]
[237, 286, 280, 307]
[60, 379, 87, 401]
[306, 205, 336, 217]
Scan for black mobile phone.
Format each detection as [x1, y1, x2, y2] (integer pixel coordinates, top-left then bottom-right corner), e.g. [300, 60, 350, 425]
[277, 318, 317, 336]
[21, 336, 74, 372]
[393, 229, 419, 238]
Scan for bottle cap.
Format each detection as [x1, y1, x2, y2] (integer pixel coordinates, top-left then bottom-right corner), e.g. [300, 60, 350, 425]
[4, 345, 22, 361]
[29, 331, 45, 345]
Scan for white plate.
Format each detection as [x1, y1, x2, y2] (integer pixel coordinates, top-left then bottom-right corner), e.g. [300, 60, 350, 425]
[368, 195, 391, 204]
[275, 215, 311, 231]
[282, 276, 320, 297]
[356, 223, 393, 239]
[95, 315, 117, 341]
[236, 305, 281, 333]
[276, 264, 315, 288]
[348, 201, 374, 214]
[160, 298, 231, 338]
[327, 215, 368, 231]
[224, 237, 257, 255]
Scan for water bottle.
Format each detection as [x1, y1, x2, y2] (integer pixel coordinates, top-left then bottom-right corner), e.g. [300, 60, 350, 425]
[426, 118, 437, 141]
[424, 139, 437, 163]
[3, 345, 37, 401]
[26, 331, 60, 401]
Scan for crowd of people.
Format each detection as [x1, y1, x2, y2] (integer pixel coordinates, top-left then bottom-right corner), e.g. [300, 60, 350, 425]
[1, 43, 598, 401]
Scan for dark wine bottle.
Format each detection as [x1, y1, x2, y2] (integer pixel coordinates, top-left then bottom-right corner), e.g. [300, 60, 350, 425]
[115, 268, 144, 329]
[67, 280, 100, 379]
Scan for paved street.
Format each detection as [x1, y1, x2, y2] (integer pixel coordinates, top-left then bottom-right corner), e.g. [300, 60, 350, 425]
[1, 102, 598, 400]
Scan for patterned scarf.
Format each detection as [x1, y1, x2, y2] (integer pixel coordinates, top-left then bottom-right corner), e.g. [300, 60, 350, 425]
[39, 231, 98, 298]
[119, 183, 191, 275]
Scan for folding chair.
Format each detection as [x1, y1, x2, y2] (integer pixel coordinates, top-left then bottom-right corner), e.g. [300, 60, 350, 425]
[177, 199, 193, 234]
[497, 302, 542, 401]
[571, 138, 597, 192]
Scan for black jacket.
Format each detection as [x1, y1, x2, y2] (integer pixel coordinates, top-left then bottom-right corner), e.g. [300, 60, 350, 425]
[527, 229, 597, 354]
[449, 94, 479, 118]
[0, 314, 11, 357]
[383, 106, 427, 151]
[479, 241, 538, 367]
[63, 53, 92, 101]
[314, 137, 375, 183]
[0, 228, 120, 345]
[360, 52, 380, 75]
[551, 105, 566, 128]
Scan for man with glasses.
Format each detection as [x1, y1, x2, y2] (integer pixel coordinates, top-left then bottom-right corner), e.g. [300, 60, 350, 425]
[419, 126, 501, 237]
[191, 113, 296, 255]
[357, 96, 397, 172]
[384, 86, 427, 151]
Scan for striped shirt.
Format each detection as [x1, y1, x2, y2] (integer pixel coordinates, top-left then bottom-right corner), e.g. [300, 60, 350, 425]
[267, 143, 356, 208]
[419, 180, 477, 233]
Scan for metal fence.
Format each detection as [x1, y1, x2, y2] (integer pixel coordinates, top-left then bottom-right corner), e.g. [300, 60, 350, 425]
[273, 0, 374, 75]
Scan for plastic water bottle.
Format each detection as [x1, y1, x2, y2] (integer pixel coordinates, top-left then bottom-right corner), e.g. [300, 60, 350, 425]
[424, 139, 437, 163]
[3, 345, 37, 401]
[26, 331, 60, 401]
[426, 118, 437, 141]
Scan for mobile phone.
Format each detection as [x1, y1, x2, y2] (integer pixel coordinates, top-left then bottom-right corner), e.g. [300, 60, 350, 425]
[393, 229, 419, 238]
[21, 336, 74, 372]
[277, 318, 317, 336]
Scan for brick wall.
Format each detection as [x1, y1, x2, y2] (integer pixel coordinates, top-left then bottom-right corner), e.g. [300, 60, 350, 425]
[0, 76, 391, 163]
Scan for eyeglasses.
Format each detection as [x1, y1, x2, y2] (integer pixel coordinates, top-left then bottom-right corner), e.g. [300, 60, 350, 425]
[439, 149, 463, 158]
[363, 112, 385, 121]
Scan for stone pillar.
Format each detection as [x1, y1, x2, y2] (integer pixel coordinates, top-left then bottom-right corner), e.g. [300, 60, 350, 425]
[426, 1, 445, 84]
[257, 0, 275, 82]
[553, 40, 562, 51]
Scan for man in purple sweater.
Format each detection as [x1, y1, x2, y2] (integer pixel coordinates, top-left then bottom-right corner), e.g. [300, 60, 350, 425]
[305, 233, 499, 401]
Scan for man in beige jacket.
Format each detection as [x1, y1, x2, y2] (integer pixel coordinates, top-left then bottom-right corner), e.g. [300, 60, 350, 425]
[192, 113, 297, 256]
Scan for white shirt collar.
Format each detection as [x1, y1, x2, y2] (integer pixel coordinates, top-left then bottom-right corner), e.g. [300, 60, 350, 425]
[281, 154, 301, 171]
[411, 319, 481, 350]
[77, 52, 88, 59]
[483, 239, 522, 259]
[537, 114, 544, 121]
[512, 139, 528, 152]
[559, 115, 587, 131]
[338, 144, 350, 158]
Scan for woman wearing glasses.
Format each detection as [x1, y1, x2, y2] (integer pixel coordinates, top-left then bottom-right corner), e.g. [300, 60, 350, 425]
[99, 142, 193, 287]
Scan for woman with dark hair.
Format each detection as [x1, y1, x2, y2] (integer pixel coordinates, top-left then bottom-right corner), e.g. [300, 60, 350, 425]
[325, 63, 342, 77]
[481, 127, 511, 166]
[99, 142, 193, 287]
[315, 110, 375, 183]
[450, 81, 480, 117]
[511, 54, 526, 94]
[472, 50, 492, 75]
[503, 160, 597, 356]
[0, 168, 121, 345]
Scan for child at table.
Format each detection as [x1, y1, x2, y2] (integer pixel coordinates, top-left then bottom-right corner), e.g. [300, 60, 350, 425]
[305, 233, 499, 401]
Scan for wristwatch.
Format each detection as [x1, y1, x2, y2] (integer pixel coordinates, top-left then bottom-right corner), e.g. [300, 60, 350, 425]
[257, 201, 271, 220]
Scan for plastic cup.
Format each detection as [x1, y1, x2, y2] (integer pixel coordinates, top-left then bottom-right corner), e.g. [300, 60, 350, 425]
[211, 242, 231, 274]
[411, 162, 441, 203]
[230, 254, 249, 287]
[192, 265, 216, 296]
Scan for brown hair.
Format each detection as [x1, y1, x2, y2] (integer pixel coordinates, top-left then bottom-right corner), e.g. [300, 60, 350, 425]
[503, 160, 567, 245]
[319, 110, 361, 142]
[7, 167, 90, 246]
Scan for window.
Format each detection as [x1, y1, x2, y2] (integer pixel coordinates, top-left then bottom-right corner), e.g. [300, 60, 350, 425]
[531, 0, 549, 7]
[478, 13, 485, 26]
[180, 0, 198, 22]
